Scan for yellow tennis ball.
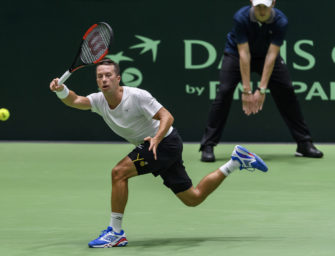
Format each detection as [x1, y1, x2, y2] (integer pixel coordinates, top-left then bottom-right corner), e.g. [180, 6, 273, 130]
[0, 108, 10, 121]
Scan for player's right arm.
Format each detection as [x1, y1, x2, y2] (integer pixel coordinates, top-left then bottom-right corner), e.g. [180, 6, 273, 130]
[49, 78, 91, 110]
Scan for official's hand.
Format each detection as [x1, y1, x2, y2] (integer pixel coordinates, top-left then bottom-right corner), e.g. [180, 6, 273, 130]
[49, 78, 64, 92]
[144, 136, 160, 160]
[242, 93, 254, 116]
[253, 89, 266, 114]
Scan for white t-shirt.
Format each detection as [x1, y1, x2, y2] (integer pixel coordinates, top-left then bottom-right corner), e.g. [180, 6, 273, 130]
[87, 86, 173, 146]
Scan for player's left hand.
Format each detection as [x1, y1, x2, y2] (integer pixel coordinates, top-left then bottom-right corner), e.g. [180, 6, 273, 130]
[253, 89, 266, 114]
[144, 136, 160, 160]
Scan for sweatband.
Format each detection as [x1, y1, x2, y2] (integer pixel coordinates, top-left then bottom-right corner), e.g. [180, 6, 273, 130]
[55, 85, 70, 99]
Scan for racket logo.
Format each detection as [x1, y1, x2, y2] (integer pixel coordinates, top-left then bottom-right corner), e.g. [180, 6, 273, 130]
[87, 31, 106, 56]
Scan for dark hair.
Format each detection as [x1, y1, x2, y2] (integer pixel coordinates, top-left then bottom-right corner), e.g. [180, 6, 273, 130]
[96, 58, 120, 75]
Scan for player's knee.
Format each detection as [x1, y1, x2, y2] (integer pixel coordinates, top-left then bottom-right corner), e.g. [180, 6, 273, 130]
[177, 188, 202, 207]
[111, 166, 127, 183]
[183, 199, 200, 207]
[179, 195, 201, 207]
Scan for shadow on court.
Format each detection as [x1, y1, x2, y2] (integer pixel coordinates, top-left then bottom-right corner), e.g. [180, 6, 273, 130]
[129, 236, 283, 248]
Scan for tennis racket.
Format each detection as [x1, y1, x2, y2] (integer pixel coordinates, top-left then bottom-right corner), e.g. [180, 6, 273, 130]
[58, 22, 114, 85]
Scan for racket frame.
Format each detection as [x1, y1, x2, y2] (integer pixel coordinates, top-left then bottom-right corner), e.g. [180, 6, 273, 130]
[58, 22, 113, 85]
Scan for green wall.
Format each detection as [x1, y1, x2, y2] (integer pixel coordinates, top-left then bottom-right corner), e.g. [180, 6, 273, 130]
[1, 0, 334, 142]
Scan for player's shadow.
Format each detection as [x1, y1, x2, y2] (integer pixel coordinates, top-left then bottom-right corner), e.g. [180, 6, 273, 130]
[129, 236, 281, 248]
[252, 153, 325, 163]
[216, 153, 298, 162]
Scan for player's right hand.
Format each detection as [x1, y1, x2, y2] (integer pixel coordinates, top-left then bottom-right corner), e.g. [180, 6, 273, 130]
[144, 136, 160, 160]
[49, 78, 64, 92]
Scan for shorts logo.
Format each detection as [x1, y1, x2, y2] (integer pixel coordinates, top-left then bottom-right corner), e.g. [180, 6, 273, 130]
[133, 153, 145, 163]
[140, 161, 148, 167]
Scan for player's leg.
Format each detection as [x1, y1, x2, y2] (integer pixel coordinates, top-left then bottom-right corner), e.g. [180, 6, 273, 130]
[200, 53, 242, 162]
[111, 156, 138, 213]
[176, 145, 268, 206]
[88, 156, 137, 248]
[176, 169, 226, 207]
[268, 57, 323, 158]
[89, 134, 185, 248]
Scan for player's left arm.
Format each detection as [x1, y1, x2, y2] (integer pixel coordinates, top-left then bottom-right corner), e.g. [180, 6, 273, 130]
[254, 44, 280, 112]
[144, 107, 174, 160]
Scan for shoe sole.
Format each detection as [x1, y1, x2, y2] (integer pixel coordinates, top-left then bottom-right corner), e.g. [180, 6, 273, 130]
[252, 153, 268, 172]
[89, 238, 128, 248]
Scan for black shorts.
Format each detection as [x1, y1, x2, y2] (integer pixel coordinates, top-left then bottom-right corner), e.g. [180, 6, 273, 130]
[128, 128, 192, 194]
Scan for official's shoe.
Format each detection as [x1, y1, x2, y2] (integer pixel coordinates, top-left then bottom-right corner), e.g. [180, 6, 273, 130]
[295, 141, 323, 158]
[88, 226, 128, 248]
[231, 145, 268, 172]
[201, 145, 215, 162]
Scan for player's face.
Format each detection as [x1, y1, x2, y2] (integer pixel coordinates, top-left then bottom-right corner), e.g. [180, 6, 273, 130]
[254, 4, 273, 22]
[96, 65, 121, 93]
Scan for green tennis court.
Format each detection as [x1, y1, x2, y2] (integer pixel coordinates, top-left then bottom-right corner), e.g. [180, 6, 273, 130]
[0, 142, 334, 256]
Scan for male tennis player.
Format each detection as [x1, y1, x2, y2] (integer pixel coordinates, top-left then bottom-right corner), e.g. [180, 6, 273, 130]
[200, 0, 323, 162]
[50, 58, 268, 248]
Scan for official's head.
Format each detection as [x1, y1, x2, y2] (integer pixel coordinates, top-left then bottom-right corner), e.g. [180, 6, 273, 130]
[250, 0, 276, 22]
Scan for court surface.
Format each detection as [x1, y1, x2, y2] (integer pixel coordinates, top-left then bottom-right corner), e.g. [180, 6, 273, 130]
[0, 142, 334, 256]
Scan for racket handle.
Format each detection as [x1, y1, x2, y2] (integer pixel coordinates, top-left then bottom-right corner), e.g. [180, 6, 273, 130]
[58, 70, 72, 85]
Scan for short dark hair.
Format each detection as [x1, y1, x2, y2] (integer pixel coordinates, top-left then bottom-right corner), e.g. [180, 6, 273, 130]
[96, 58, 120, 75]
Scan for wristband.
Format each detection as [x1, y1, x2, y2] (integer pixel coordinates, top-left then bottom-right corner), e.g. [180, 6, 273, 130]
[55, 85, 70, 99]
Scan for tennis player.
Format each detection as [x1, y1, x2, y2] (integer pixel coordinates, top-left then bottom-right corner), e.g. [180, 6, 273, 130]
[49, 58, 268, 248]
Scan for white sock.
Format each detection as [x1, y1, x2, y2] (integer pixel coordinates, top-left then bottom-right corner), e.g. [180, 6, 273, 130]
[109, 212, 123, 233]
[219, 159, 240, 176]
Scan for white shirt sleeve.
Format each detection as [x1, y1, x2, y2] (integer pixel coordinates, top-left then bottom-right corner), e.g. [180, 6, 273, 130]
[87, 92, 103, 115]
[136, 89, 163, 120]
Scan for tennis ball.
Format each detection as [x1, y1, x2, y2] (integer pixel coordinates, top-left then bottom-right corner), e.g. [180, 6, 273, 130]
[0, 108, 10, 121]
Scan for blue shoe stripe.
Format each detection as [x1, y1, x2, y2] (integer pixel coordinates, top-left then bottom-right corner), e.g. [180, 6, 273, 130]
[236, 150, 253, 159]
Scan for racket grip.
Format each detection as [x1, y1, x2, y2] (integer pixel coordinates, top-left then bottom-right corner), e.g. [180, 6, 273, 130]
[58, 70, 72, 85]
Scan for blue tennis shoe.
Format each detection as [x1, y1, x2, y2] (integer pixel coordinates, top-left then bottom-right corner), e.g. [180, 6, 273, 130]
[231, 145, 268, 172]
[88, 226, 128, 248]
